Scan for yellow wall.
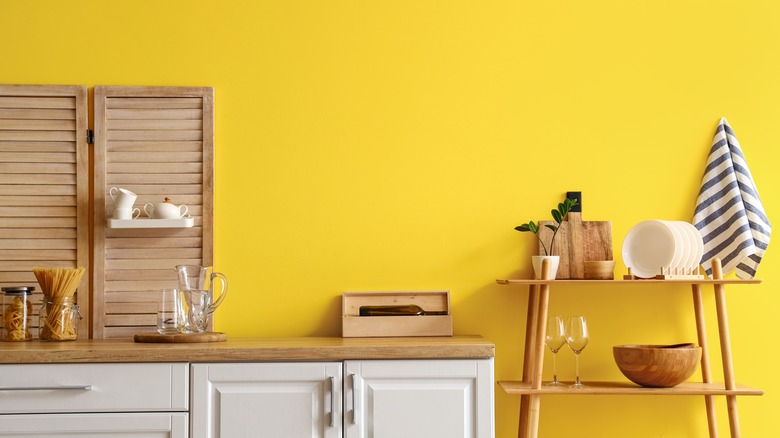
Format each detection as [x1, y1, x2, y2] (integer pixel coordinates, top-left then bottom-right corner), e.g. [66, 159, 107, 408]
[2, 1, 778, 436]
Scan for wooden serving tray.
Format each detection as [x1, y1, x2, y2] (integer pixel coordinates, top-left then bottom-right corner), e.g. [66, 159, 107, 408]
[134, 332, 227, 343]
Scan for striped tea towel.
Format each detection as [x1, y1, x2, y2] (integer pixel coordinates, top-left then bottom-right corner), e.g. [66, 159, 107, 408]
[693, 118, 771, 279]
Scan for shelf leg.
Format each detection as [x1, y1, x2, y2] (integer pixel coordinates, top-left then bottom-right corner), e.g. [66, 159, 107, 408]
[527, 260, 552, 438]
[692, 283, 719, 438]
[711, 259, 740, 437]
[518, 283, 539, 438]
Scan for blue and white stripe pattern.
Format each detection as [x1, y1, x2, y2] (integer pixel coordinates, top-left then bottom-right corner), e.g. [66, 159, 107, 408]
[693, 118, 771, 279]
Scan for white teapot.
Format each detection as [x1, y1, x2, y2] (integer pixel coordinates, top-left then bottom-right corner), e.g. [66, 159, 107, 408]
[144, 197, 188, 219]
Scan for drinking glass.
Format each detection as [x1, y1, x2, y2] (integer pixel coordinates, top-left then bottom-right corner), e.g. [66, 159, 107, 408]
[566, 315, 589, 388]
[545, 315, 566, 386]
[157, 288, 183, 335]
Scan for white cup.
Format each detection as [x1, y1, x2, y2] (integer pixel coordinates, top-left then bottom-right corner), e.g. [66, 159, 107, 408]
[114, 207, 141, 220]
[109, 187, 137, 209]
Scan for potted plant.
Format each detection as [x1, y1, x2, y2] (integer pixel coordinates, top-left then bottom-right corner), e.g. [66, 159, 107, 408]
[515, 197, 578, 279]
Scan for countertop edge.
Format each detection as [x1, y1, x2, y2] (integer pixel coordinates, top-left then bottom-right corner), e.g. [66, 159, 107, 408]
[0, 335, 495, 364]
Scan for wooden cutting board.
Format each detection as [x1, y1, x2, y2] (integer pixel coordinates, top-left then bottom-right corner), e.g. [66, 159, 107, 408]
[538, 211, 613, 279]
[134, 332, 227, 343]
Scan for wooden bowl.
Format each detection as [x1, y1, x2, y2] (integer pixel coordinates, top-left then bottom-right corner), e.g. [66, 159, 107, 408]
[584, 260, 616, 279]
[613, 344, 701, 388]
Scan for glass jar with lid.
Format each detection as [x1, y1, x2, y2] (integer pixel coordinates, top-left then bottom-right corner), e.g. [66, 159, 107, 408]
[2, 286, 34, 342]
[39, 296, 81, 341]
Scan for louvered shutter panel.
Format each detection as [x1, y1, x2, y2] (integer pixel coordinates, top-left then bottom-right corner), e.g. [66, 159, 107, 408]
[93, 86, 214, 339]
[0, 85, 90, 337]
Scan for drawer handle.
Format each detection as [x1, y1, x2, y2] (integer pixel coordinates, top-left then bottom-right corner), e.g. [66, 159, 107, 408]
[0, 385, 92, 391]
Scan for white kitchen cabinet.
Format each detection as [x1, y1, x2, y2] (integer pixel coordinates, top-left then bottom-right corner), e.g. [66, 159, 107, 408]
[0, 337, 494, 438]
[345, 359, 494, 438]
[192, 359, 494, 438]
[191, 362, 343, 438]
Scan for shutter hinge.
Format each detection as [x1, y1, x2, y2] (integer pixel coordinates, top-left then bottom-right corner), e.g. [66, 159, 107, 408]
[87, 129, 94, 145]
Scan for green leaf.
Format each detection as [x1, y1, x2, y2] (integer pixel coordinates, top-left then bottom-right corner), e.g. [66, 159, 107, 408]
[514, 197, 580, 251]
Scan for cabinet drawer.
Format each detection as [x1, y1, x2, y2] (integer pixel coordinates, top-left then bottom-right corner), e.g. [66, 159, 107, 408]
[0, 413, 188, 437]
[0, 363, 188, 413]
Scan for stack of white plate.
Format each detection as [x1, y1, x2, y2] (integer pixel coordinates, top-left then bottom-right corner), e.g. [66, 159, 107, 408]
[621, 220, 704, 279]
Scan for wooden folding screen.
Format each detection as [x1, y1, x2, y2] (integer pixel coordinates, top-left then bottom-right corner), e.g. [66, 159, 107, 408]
[0, 85, 90, 336]
[93, 86, 214, 338]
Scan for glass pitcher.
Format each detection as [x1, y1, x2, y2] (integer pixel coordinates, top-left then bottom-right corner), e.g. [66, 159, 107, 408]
[175, 265, 228, 333]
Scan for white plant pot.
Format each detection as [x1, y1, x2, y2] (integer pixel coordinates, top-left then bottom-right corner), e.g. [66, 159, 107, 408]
[532, 255, 560, 279]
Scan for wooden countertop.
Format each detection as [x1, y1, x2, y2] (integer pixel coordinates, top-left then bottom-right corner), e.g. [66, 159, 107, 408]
[0, 335, 494, 364]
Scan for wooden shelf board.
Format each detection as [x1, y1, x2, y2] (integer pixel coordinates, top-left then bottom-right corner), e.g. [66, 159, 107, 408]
[496, 278, 762, 285]
[498, 380, 764, 396]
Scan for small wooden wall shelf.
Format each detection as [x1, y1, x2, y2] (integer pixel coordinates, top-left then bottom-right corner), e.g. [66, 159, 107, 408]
[496, 258, 762, 438]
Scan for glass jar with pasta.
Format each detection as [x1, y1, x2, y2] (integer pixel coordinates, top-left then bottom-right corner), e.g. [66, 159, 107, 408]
[2, 286, 34, 342]
[39, 296, 81, 341]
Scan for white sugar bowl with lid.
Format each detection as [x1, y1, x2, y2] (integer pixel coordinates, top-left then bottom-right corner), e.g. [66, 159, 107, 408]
[143, 197, 189, 219]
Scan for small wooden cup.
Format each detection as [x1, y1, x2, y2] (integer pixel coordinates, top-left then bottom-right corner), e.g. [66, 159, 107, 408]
[584, 260, 616, 280]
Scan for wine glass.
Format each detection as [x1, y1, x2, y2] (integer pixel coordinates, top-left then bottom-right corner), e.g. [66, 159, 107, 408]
[544, 315, 566, 386]
[565, 315, 589, 388]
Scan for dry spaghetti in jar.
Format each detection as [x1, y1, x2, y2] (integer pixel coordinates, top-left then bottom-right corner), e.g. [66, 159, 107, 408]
[2, 286, 34, 342]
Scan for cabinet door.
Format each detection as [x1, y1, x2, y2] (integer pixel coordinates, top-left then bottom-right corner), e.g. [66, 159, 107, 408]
[0, 413, 187, 437]
[191, 362, 342, 438]
[344, 359, 494, 438]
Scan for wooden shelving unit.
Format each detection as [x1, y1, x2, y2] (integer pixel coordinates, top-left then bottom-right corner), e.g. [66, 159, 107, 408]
[497, 259, 763, 438]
